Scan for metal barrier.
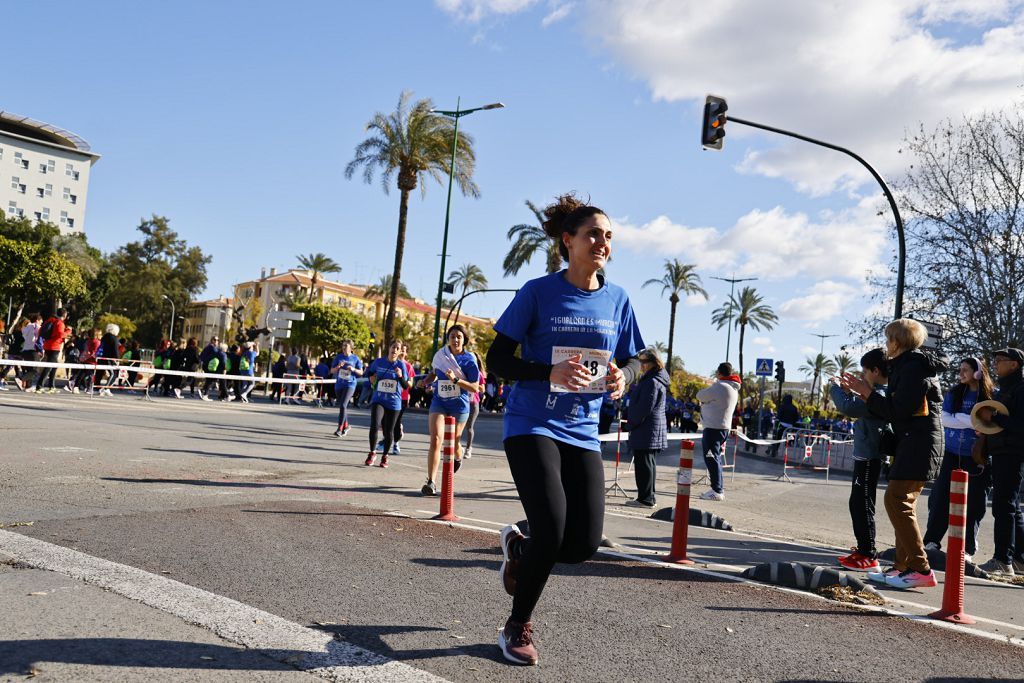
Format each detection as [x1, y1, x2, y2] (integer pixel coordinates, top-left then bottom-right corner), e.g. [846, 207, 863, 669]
[774, 427, 854, 483]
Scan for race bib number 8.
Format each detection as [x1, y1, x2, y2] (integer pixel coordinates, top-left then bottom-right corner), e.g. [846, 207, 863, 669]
[437, 381, 460, 399]
[550, 346, 611, 394]
[377, 379, 398, 394]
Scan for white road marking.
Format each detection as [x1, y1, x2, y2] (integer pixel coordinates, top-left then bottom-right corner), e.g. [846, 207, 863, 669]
[0, 529, 449, 682]
[40, 446, 98, 453]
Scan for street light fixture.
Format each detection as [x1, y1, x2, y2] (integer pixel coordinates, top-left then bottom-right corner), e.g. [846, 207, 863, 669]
[429, 98, 505, 354]
[161, 295, 176, 341]
[711, 274, 758, 363]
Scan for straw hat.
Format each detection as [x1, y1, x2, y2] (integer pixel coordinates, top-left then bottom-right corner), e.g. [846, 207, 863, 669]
[970, 400, 1009, 435]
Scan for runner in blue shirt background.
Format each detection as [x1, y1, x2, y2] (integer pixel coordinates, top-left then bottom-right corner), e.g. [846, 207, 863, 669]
[363, 340, 409, 469]
[485, 193, 644, 666]
[331, 340, 364, 437]
[419, 324, 481, 496]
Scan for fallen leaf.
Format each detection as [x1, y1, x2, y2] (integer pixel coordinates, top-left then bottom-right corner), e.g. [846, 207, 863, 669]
[453, 620, 462, 624]
[28, 592, 48, 596]
[726, 627, 735, 633]
[315, 621, 337, 626]
[160, 570, 172, 574]
[394, 526, 404, 531]
[27, 665, 41, 678]
[0, 521, 34, 529]
[450, 635, 465, 640]
[657, 624, 672, 628]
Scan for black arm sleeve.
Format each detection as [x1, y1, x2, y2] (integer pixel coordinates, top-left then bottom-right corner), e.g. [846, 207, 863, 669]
[618, 356, 642, 387]
[486, 332, 552, 382]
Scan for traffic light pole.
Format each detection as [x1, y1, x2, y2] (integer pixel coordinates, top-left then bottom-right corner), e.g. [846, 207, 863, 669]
[726, 116, 906, 320]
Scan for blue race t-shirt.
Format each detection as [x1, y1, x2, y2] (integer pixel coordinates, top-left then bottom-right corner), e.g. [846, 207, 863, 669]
[332, 353, 363, 389]
[494, 270, 645, 449]
[429, 350, 480, 416]
[367, 357, 405, 411]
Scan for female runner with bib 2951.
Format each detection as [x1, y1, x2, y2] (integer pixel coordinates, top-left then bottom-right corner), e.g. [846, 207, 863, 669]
[486, 194, 644, 666]
[420, 324, 481, 496]
[364, 341, 410, 469]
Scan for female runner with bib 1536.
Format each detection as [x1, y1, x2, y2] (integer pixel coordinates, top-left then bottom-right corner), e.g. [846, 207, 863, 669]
[364, 341, 410, 469]
[486, 194, 644, 666]
[420, 324, 481, 496]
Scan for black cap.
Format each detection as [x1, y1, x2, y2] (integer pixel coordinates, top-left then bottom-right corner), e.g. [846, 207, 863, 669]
[993, 348, 1024, 365]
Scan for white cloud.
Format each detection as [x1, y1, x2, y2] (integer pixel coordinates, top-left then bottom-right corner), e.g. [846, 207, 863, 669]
[542, 2, 574, 26]
[684, 292, 711, 307]
[435, 0, 539, 22]
[779, 280, 862, 325]
[800, 346, 819, 356]
[584, 0, 1024, 195]
[612, 197, 887, 282]
[752, 336, 772, 346]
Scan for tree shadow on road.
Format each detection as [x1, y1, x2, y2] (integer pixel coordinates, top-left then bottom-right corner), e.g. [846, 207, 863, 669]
[143, 446, 348, 467]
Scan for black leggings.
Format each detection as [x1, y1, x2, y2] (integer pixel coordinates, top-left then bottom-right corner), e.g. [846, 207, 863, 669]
[336, 384, 356, 427]
[369, 403, 399, 454]
[393, 399, 409, 443]
[504, 434, 604, 623]
[850, 458, 881, 557]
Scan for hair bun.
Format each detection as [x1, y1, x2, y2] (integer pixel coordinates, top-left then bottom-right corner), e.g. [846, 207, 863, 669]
[541, 193, 587, 239]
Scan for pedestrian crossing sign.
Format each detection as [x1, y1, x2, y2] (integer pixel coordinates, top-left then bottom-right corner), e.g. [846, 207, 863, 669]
[755, 358, 773, 376]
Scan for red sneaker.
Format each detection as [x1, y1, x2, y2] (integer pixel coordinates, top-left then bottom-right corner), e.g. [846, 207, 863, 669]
[499, 524, 525, 596]
[839, 551, 880, 571]
[364, 452, 376, 466]
[379, 454, 389, 468]
[498, 618, 538, 666]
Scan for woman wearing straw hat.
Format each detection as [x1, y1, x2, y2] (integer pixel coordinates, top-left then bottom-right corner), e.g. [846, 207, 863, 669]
[922, 356, 994, 564]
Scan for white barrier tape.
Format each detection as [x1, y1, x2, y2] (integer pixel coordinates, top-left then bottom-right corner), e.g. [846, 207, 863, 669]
[598, 429, 791, 446]
[0, 358, 335, 385]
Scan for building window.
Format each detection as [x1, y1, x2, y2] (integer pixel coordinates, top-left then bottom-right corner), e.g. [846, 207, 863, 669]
[8, 201, 23, 217]
[0, 146, 3, 160]
[47, 159, 55, 173]
[42, 207, 49, 220]
[255, 285, 262, 297]
[65, 163, 79, 181]
[63, 187, 70, 200]
[15, 152, 28, 169]
[69, 194, 77, 205]
[11, 177, 25, 193]
[67, 217, 74, 228]
[60, 210, 67, 224]
[45, 183, 52, 197]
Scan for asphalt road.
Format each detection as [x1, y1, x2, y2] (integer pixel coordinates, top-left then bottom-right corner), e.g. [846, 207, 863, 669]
[1, 390, 1022, 681]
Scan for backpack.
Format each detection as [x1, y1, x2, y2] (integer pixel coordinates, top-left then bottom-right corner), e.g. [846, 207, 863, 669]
[39, 319, 55, 342]
[239, 356, 250, 371]
[207, 357, 220, 372]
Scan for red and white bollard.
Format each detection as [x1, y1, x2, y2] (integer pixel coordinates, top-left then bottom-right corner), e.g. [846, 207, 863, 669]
[434, 416, 459, 522]
[930, 469, 975, 624]
[665, 440, 695, 565]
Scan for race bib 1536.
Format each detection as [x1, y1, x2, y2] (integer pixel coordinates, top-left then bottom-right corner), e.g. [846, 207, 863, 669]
[377, 379, 398, 394]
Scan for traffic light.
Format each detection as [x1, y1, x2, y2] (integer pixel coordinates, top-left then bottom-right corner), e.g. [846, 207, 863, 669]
[701, 94, 728, 150]
[774, 360, 785, 384]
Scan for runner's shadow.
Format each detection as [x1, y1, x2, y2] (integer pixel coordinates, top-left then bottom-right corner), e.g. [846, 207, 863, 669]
[143, 446, 345, 467]
[310, 624, 503, 665]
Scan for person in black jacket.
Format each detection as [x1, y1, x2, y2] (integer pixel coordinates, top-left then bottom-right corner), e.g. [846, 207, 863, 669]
[975, 347, 1024, 578]
[842, 319, 947, 590]
[625, 350, 670, 508]
[767, 394, 800, 457]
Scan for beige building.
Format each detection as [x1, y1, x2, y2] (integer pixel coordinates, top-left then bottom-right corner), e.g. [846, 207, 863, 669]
[0, 111, 99, 234]
[182, 296, 234, 343]
[233, 268, 493, 350]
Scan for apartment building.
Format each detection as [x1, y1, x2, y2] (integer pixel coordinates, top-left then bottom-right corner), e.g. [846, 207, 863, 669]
[182, 296, 234, 343]
[0, 111, 99, 234]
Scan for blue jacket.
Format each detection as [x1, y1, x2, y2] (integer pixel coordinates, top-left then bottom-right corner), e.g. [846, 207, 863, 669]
[626, 368, 669, 450]
[830, 382, 887, 461]
[941, 388, 979, 458]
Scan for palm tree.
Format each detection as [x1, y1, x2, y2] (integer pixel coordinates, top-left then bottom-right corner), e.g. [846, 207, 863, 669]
[446, 263, 488, 325]
[503, 200, 561, 276]
[650, 341, 669, 358]
[642, 260, 707, 374]
[346, 91, 479, 348]
[365, 275, 411, 325]
[296, 253, 341, 303]
[711, 286, 778, 402]
[833, 353, 856, 376]
[799, 353, 839, 407]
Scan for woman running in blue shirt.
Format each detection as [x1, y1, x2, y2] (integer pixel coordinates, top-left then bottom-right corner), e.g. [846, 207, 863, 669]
[420, 324, 481, 495]
[331, 340, 364, 437]
[486, 194, 644, 666]
[364, 341, 409, 469]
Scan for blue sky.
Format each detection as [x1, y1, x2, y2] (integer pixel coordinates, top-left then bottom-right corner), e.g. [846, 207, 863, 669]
[6, 0, 1023, 377]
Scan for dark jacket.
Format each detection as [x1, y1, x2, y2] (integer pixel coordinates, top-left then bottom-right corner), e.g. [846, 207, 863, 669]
[989, 368, 1024, 456]
[626, 368, 669, 451]
[830, 382, 887, 461]
[777, 396, 800, 426]
[866, 348, 948, 481]
[99, 332, 119, 360]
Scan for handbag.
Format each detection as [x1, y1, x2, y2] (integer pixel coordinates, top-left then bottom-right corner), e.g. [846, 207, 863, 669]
[971, 433, 989, 467]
